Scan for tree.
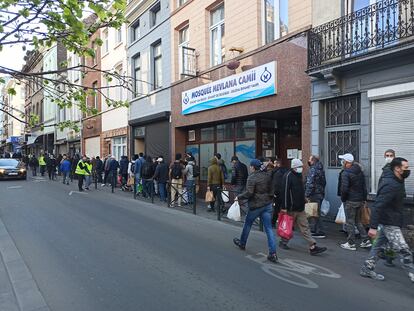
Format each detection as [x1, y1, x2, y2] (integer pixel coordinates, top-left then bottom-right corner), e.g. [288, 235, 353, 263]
[0, 0, 134, 131]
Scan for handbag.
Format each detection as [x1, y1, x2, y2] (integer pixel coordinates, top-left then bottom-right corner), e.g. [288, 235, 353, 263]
[221, 188, 230, 203]
[127, 176, 135, 186]
[227, 201, 241, 221]
[205, 190, 215, 202]
[335, 203, 346, 224]
[360, 203, 371, 225]
[277, 212, 294, 240]
[305, 202, 319, 218]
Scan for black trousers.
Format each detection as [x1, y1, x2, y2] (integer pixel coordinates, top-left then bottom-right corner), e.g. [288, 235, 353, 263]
[209, 185, 223, 210]
[77, 174, 84, 191]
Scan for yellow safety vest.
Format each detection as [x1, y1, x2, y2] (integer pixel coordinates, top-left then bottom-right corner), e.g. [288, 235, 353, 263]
[75, 161, 87, 175]
[85, 163, 92, 176]
[39, 156, 46, 166]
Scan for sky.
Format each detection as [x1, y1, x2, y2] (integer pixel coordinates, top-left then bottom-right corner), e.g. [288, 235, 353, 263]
[0, 45, 26, 72]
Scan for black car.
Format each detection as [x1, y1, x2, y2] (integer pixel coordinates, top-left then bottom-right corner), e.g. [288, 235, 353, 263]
[0, 159, 27, 180]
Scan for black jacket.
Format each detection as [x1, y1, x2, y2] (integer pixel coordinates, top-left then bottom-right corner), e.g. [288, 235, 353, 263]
[153, 162, 169, 183]
[141, 161, 155, 179]
[339, 163, 367, 203]
[95, 159, 104, 173]
[231, 161, 248, 186]
[370, 169, 406, 229]
[282, 170, 305, 212]
[271, 167, 288, 205]
[238, 170, 272, 210]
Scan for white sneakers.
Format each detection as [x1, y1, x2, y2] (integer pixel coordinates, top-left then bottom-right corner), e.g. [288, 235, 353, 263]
[360, 240, 373, 248]
[340, 242, 357, 251]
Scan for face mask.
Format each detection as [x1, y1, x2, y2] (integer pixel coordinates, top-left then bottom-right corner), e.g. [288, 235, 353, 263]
[402, 170, 411, 179]
[340, 159, 346, 166]
[385, 157, 393, 164]
[295, 167, 303, 174]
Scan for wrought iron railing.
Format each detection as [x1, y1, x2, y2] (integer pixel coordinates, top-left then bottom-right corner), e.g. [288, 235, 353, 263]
[181, 46, 197, 77]
[308, 0, 414, 70]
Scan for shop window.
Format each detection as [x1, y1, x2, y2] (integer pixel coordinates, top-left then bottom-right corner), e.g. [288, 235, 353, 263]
[199, 143, 214, 181]
[235, 120, 256, 139]
[325, 94, 361, 168]
[217, 123, 234, 141]
[217, 142, 234, 182]
[186, 144, 199, 165]
[235, 140, 256, 167]
[200, 127, 214, 141]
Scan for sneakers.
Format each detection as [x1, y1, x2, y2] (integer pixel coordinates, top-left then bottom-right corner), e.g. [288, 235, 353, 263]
[233, 238, 246, 250]
[267, 253, 279, 263]
[360, 240, 372, 248]
[340, 242, 357, 251]
[279, 241, 290, 250]
[311, 232, 326, 239]
[310, 245, 327, 256]
[360, 267, 385, 281]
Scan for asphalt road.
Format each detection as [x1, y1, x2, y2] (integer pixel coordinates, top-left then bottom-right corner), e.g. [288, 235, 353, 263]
[0, 177, 413, 311]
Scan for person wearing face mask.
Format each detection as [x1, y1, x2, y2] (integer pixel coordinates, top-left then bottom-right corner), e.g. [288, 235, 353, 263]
[279, 159, 327, 255]
[378, 149, 395, 187]
[338, 153, 371, 251]
[360, 157, 414, 282]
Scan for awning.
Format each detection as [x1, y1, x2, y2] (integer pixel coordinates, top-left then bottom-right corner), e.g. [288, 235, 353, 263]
[26, 134, 43, 146]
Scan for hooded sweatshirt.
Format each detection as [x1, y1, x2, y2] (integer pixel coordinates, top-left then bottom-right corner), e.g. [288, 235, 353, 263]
[208, 158, 224, 186]
[183, 160, 195, 181]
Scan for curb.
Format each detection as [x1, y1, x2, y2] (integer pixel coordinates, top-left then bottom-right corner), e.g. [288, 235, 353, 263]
[0, 218, 50, 311]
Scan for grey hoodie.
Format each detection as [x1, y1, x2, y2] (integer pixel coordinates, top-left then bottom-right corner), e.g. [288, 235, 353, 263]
[184, 161, 195, 181]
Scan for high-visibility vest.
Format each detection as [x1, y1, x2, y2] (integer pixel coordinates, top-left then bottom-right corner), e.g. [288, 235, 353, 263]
[75, 161, 87, 175]
[39, 156, 46, 166]
[85, 163, 92, 176]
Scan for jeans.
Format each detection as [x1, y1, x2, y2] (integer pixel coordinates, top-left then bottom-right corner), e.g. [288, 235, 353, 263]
[240, 203, 276, 254]
[344, 201, 368, 244]
[142, 179, 153, 198]
[185, 179, 195, 204]
[158, 182, 167, 202]
[31, 167, 37, 176]
[363, 225, 414, 274]
[40, 165, 46, 176]
[85, 175, 91, 188]
[62, 172, 69, 184]
[308, 195, 325, 234]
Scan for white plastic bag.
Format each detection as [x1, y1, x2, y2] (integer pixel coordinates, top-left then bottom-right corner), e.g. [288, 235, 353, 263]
[335, 203, 346, 224]
[221, 189, 230, 203]
[227, 201, 241, 221]
[321, 199, 330, 217]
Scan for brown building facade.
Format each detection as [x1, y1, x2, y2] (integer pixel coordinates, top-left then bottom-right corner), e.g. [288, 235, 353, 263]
[171, 31, 311, 187]
[82, 15, 102, 158]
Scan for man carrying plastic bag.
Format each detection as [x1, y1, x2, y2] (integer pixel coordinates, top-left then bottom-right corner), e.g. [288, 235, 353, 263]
[232, 159, 279, 263]
[227, 201, 241, 221]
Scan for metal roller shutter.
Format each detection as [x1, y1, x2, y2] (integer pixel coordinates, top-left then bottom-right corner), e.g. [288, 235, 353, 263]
[145, 121, 170, 161]
[373, 96, 414, 195]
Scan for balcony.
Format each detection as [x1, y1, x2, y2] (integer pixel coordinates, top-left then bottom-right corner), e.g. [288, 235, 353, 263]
[308, 0, 414, 71]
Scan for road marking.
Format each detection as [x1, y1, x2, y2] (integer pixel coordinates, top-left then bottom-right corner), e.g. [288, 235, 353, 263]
[69, 191, 88, 196]
[7, 186, 23, 189]
[246, 253, 341, 289]
[33, 180, 47, 182]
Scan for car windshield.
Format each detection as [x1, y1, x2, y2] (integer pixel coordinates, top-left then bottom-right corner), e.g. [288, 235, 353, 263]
[0, 159, 19, 167]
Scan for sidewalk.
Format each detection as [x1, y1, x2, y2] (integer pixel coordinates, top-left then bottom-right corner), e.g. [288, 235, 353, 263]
[0, 217, 49, 311]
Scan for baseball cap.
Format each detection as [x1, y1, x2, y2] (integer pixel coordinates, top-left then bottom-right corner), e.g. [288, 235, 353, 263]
[291, 159, 303, 169]
[338, 153, 354, 163]
[250, 159, 262, 168]
[156, 157, 163, 162]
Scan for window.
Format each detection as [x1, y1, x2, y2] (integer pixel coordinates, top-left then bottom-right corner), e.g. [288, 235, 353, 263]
[112, 136, 127, 161]
[91, 41, 97, 65]
[115, 27, 122, 44]
[92, 81, 98, 110]
[103, 29, 109, 54]
[325, 95, 361, 167]
[200, 127, 215, 141]
[178, 25, 189, 75]
[210, 4, 225, 66]
[235, 121, 256, 139]
[152, 41, 162, 89]
[131, 20, 141, 42]
[264, 0, 289, 44]
[217, 123, 234, 141]
[114, 65, 123, 101]
[151, 2, 161, 27]
[132, 54, 141, 97]
[178, 0, 189, 7]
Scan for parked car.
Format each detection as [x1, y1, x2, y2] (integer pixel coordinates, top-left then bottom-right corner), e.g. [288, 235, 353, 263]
[0, 159, 27, 180]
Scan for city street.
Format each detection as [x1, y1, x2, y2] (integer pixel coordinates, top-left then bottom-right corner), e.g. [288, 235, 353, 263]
[0, 177, 412, 311]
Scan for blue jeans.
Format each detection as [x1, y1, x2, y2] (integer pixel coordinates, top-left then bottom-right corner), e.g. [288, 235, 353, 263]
[158, 182, 167, 202]
[240, 203, 276, 254]
[142, 179, 153, 198]
[185, 180, 195, 204]
[309, 195, 325, 234]
[62, 172, 69, 184]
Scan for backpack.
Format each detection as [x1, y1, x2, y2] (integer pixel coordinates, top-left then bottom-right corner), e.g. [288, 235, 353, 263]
[141, 162, 152, 179]
[171, 162, 183, 179]
[192, 164, 200, 178]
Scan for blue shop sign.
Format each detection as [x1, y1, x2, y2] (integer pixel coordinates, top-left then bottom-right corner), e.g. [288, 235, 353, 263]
[182, 61, 276, 115]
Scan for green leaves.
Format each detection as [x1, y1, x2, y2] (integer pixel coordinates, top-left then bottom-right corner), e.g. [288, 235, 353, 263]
[7, 88, 16, 95]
